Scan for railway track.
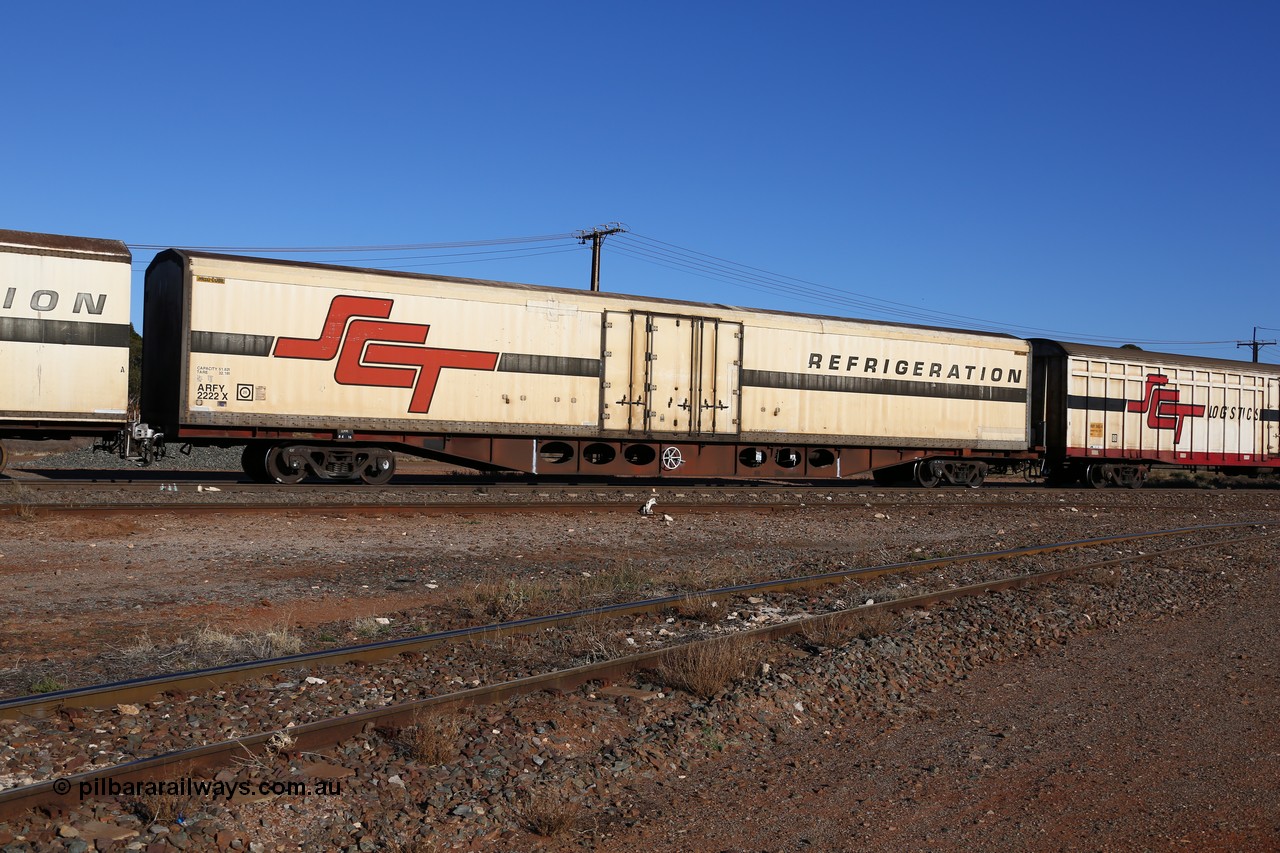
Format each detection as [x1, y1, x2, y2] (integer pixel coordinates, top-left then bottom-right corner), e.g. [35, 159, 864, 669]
[3, 477, 1257, 515]
[0, 519, 1271, 821]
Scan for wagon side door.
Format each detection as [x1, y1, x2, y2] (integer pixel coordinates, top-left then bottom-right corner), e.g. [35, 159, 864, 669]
[640, 313, 697, 433]
[600, 312, 741, 436]
[692, 319, 742, 436]
[600, 311, 645, 432]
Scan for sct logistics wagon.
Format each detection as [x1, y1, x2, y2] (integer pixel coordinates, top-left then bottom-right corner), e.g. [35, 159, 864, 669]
[1031, 340, 1280, 487]
[140, 249, 1036, 484]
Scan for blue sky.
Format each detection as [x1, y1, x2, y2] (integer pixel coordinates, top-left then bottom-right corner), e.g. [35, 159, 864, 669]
[3, 2, 1276, 362]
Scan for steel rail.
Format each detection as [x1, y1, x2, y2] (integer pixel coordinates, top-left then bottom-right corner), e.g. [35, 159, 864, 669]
[0, 500, 807, 518]
[0, 494, 1245, 516]
[5, 472, 1258, 513]
[2, 520, 1270, 721]
[1, 526, 1272, 821]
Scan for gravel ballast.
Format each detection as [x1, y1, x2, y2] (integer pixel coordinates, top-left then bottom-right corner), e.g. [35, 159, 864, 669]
[0, 486, 1275, 850]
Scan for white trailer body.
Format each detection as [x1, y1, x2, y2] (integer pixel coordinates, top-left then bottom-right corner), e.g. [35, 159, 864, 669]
[145, 251, 1029, 444]
[0, 229, 131, 431]
[142, 250, 1032, 480]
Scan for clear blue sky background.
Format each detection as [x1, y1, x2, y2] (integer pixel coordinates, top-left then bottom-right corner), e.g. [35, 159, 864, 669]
[3, 1, 1276, 363]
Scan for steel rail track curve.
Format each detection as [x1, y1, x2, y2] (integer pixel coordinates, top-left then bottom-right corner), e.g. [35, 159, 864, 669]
[3, 519, 1270, 722]
[0, 524, 1273, 821]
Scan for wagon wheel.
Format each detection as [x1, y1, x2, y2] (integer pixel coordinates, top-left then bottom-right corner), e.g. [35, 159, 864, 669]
[265, 446, 307, 485]
[0, 443, 8, 475]
[1085, 464, 1108, 489]
[965, 464, 988, 489]
[914, 460, 942, 488]
[359, 454, 396, 486]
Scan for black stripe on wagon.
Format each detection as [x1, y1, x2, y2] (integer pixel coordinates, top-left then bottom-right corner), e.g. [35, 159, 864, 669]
[741, 369, 1027, 403]
[1066, 395, 1130, 412]
[0, 317, 130, 347]
[1262, 409, 1280, 423]
[190, 331, 275, 357]
[497, 353, 600, 377]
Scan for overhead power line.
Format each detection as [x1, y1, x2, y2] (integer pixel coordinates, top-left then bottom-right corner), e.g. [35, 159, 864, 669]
[614, 233, 1239, 348]
[122, 227, 1266, 354]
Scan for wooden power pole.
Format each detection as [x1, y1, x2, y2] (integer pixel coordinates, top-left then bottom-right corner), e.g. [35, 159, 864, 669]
[1237, 327, 1276, 363]
[576, 223, 626, 292]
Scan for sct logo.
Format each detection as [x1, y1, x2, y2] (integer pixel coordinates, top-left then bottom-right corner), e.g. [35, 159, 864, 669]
[273, 296, 499, 414]
[236, 384, 254, 402]
[1126, 374, 1205, 443]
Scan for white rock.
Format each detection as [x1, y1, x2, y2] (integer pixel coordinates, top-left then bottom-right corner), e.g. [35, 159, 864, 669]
[305, 677, 327, 685]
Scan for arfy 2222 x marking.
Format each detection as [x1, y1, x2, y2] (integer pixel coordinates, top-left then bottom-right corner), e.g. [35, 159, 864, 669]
[273, 295, 499, 414]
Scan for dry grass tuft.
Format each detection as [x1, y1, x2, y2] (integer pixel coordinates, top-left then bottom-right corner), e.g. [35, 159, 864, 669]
[515, 787, 582, 838]
[5, 481, 38, 520]
[402, 712, 462, 766]
[673, 557, 743, 591]
[188, 623, 303, 664]
[567, 564, 650, 604]
[128, 790, 199, 825]
[463, 578, 548, 622]
[551, 616, 631, 664]
[351, 617, 390, 639]
[800, 608, 893, 648]
[103, 625, 302, 678]
[653, 634, 763, 700]
[672, 592, 721, 622]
